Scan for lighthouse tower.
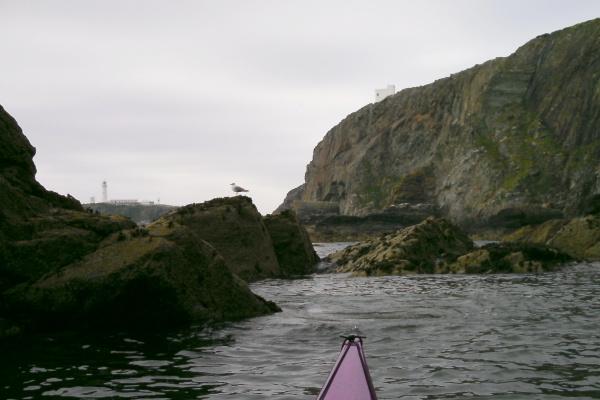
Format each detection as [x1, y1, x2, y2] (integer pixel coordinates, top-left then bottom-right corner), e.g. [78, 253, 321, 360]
[102, 181, 108, 203]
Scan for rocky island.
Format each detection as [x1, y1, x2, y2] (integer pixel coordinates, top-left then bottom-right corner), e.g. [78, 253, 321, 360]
[278, 18, 600, 239]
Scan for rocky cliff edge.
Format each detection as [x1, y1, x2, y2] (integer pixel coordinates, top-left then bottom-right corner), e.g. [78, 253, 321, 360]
[278, 19, 600, 235]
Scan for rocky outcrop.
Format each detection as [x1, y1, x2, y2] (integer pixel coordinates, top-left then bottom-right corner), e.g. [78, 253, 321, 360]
[0, 105, 82, 239]
[0, 105, 283, 336]
[263, 210, 319, 276]
[7, 220, 279, 331]
[443, 242, 571, 274]
[503, 215, 600, 260]
[327, 217, 571, 276]
[159, 198, 318, 281]
[158, 197, 280, 282]
[3, 209, 137, 288]
[0, 105, 113, 294]
[278, 19, 600, 235]
[328, 217, 474, 275]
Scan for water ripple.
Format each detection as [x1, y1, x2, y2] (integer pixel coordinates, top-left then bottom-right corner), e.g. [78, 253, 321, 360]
[1, 259, 599, 399]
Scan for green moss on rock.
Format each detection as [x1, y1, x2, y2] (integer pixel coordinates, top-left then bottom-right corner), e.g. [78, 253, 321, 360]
[329, 216, 474, 276]
[502, 215, 600, 261]
[447, 242, 571, 274]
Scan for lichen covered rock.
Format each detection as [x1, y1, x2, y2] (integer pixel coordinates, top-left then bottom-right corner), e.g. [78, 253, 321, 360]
[158, 197, 280, 282]
[263, 210, 319, 276]
[8, 220, 280, 331]
[504, 215, 600, 260]
[328, 217, 572, 276]
[0, 105, 282, 335]
[444, 242, 572, 274]
[329, 216, 474, 276]
[4, 209, 137, 286]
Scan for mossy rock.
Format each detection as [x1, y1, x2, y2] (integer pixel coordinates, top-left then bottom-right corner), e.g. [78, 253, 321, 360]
[503, 219, 569, 244]
[447, 242, 571, 274]
[502, 215, 600, 261]
[6, 220, 280, 331]
[329, 216, 474, 276]
[548, 216, 600, 260]
[159, 197, 280, 282]
[444, 250, 491, 274]
[2, 210, 137, 286]
[263, 210, 319, 276]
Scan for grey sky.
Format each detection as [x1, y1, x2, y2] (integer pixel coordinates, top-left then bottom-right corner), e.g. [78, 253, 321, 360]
[2, 1, 598, 214]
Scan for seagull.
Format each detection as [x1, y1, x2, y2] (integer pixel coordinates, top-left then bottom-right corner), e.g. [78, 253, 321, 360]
[231, 183, 249, 194]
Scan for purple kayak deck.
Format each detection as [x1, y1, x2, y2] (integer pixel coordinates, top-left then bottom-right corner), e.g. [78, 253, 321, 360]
[316, 336, 378, 400]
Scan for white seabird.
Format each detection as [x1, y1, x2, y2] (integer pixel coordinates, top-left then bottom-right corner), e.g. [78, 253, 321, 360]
[231, 183, 249, 194]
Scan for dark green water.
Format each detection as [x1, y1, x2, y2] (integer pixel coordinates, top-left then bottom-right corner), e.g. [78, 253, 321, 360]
[1, 244, 599, 399]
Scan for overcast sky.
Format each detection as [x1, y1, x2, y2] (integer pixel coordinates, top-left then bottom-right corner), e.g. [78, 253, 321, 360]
[1, 1, 598, 214]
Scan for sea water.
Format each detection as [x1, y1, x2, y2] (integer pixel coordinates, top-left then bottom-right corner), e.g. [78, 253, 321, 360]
[1, 243, 599, 399]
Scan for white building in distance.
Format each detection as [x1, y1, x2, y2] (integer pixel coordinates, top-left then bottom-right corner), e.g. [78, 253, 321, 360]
[375, 85, 395, 102]
[102, 180, 108, 203]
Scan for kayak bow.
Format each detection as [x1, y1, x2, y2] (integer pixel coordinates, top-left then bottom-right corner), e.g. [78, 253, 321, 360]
[316, 335, 378, 400]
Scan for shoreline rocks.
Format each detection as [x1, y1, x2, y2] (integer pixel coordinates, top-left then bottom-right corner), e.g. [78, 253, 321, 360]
[328, 217, 474, 276]
[503, 215, 600, 261]
[327, 216, 573, 276]
[263, 210, 319, 276]
[443, 242, 571, 274]
[7, 220, 281, 331]
[159, 197, 280, 282]
[1, 104, 307, 337]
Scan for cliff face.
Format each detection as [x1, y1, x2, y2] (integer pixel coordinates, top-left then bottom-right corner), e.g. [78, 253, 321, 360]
[279, 19, 600, 231]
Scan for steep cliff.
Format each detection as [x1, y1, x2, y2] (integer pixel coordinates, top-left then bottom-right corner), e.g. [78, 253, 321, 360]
[279, 19, 600, 232]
